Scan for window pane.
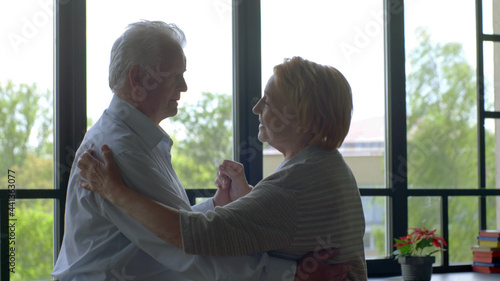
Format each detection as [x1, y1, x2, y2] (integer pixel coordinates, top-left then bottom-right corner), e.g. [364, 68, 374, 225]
[408, 197, 443, 265]
[363, 196, 387, 259]
[87, 1, 233, 190]
[483, 0, 500, 35]
[9, 200, 54, 281]
[408, 197, 441, 230]
[449, 197, 478, 265]
[488, 41, 500, 193]
[408, 196, 481, 264]
[486, 196, 499, 230]
[484, 41, 497, 112]
[0, 1, 54, 190]
[486, 118, 496, 188]
[405, 0, 477, 189]
[261, 0, 386, 188]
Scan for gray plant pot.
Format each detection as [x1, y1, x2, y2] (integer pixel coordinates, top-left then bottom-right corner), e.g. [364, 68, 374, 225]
[398, 256, 435, 281]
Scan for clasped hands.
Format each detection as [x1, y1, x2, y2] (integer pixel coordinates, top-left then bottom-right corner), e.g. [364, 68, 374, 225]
[213, 160, 252, 207]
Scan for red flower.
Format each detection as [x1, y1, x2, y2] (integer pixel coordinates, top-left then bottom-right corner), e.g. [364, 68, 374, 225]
[431, 236, 447, 248]
[393, 227, 447, 259]
[393, 235, 413, 248]
[410, 228, 435, 240]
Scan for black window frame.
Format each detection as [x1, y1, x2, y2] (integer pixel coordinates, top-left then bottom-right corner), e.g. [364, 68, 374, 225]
[1, 0, 500, 279]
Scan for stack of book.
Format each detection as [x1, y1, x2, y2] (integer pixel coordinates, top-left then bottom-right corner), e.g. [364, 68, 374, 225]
[472, 230, 500, 273]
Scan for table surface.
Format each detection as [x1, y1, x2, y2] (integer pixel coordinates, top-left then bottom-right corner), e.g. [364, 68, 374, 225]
[368, 272, 500, 281]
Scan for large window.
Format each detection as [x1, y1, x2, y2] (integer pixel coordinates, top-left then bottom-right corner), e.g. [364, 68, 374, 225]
[1, 1, 500, 279]
[0, 1, 55, 280]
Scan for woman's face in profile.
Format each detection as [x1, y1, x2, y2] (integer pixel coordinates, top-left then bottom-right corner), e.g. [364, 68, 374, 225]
[252, 75, 298, 149]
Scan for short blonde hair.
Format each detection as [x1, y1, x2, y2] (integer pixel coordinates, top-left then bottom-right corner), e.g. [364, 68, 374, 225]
[273, 57, 353, 150]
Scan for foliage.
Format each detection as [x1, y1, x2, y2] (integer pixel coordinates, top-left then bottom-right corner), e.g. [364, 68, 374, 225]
[373, 226, 386, 257]
[406, 28, 480, 189]
[393, 228, 446, 260]
[0, 81, 53, 189]
[404, 28, 496, 263]
[1, 81, 54, 279]
[0, 80, 52, 174]
[169, 92, 233, 189]
[171, 152, 217, 190]
[9, 154, 53, 189]
[10, 200, 53, 281]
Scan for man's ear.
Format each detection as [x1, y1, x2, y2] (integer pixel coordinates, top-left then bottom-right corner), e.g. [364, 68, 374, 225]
[128, 65, 147, 102]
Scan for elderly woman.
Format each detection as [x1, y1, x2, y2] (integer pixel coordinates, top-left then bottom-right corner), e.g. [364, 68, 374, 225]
[78, 56, 367, 281]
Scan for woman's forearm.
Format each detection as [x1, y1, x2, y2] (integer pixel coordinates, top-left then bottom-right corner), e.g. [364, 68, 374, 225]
[107, 184, 183, 249]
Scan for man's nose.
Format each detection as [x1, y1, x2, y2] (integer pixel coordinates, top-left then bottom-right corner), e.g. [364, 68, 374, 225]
[179, 77, 188, 92]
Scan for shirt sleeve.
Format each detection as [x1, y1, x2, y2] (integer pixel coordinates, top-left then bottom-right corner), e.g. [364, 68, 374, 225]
[180, 182, 298, 256]
[100, 150, 296, 280]
[192, 197, 215, 214]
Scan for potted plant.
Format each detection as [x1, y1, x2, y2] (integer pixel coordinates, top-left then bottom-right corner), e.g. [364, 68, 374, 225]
[393, 228, 447, 281]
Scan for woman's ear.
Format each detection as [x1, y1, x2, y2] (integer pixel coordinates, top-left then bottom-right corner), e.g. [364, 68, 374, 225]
[128, 65, 147, 102]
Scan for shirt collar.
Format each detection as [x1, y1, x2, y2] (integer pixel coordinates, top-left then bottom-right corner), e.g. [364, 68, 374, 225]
[107, 95, 173, 149]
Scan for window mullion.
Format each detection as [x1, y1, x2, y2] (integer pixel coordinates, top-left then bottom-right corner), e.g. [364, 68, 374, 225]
[378, 0, 408, 275]
[475, 0, 488, 231]
[232, 0, 262, 185]
[54, 0, 87, 263]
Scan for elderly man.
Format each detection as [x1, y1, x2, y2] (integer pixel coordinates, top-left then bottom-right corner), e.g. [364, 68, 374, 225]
[52, 20, 346, 280]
